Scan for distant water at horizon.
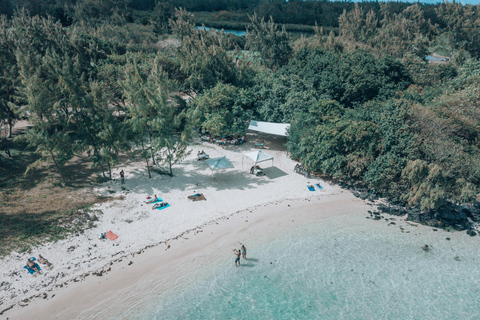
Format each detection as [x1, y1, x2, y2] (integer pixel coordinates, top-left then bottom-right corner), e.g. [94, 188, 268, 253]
[195, 26, 245, 36]
[129, 212, 480, 320]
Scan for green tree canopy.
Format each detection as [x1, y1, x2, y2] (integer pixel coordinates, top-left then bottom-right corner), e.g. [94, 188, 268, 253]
[190, 83, 254, 137]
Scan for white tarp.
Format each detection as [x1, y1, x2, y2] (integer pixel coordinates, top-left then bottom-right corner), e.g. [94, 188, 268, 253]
[248, 120, 290, 136]
[204, 156, 234, 171]
[244, 150, 274, 165]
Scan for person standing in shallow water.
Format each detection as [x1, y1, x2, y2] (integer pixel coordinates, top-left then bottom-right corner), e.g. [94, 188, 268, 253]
[120, 170, 125, 184]
[233, 249, 241, 266]
[241, 245, 247, 259]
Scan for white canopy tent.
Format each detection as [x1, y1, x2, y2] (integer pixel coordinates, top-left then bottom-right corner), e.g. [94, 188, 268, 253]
[243, 150, 274, 167]
[204, 156, 234, 172]
[248, 120, 290, 136]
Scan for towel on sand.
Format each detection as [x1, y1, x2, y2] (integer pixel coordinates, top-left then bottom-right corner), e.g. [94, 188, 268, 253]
[23, 263, 41, 274]
[156, 203, 171, 210]
[315, 183, 323, 190]
[146, 197, 163, 204]
[105, 231, 119, 241]
[307, 185, 315, 191]
[188, 193, 206, 201]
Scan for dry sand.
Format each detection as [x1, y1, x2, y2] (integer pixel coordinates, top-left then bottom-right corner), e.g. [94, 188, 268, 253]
[1, 134, 368, 319]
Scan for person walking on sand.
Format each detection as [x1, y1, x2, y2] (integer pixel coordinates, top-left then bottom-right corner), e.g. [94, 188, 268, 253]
[241, 245, 247, 259]
[120, 170, 125, 184]
[233, 249, 241, 266]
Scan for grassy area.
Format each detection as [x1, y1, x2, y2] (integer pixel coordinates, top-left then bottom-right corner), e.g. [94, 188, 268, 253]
[0, 126, 115, 256]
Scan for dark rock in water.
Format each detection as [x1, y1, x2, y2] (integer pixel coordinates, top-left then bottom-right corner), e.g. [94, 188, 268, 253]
[466, 230, 477, 237]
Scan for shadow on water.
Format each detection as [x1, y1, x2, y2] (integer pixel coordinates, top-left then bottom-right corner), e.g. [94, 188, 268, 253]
[239, 263, 256, 268]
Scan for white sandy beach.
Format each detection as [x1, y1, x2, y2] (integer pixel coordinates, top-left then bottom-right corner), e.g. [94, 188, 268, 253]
[4, 134, 480, 319]
[1, 133, 348, 318]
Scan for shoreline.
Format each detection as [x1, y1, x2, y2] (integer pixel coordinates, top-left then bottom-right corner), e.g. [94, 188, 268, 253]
[1, 138, 337, 317]
[5, 191, 365, 319]
[4, 137, 478, 319]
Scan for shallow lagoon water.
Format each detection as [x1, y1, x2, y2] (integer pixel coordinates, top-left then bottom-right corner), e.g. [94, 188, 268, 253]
[133, 212, 480, 320]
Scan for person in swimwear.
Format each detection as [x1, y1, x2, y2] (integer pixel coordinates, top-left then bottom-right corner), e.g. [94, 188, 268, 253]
[241, 245, 247, 259]
[422, 244, 429, 252]
[152, 202, 168, 209]
[233, 249, 241, 266]
[26, 258, 41, 274]
[38, 254, 53, 269]
[146, 195, 160, 204]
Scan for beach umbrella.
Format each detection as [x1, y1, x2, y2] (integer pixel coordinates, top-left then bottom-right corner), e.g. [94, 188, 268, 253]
[204, 156, 234, 172]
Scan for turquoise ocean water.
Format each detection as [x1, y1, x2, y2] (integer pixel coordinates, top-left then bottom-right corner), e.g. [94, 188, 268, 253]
[131, 212, 480, 320]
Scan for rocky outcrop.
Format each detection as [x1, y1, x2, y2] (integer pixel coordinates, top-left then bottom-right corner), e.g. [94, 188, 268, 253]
[350, 186, 480, 231]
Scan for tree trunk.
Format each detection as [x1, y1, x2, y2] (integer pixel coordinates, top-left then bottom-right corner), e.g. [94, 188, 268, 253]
[148, 132, 156, 165]
[146, 157, 151, 178]
[7, 119, 13, 138]
[141, 140, 151, 178]
[93, 147, 108, 182]
[107, 161, 112, 180]
[48, 148, 67, 186]
[100, 161, 108, 182]
[168, 148, 173, 177]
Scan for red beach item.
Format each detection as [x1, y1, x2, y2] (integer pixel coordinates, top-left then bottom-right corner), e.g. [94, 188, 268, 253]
[105, 231, 119, 241]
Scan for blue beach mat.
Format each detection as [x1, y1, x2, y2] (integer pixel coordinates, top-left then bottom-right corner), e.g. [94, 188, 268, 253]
[147, 197, 163, 204]
[156, 203, 171, 210]
[315, 183, 323, 190]
[23, 263, 41, 274]
[307, 185, 315, 191]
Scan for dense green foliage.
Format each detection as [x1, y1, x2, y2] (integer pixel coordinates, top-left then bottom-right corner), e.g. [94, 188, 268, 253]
[1, 1, 480, 211]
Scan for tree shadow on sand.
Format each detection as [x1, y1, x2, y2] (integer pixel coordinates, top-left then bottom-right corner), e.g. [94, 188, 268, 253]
[112, 157, 274, 196]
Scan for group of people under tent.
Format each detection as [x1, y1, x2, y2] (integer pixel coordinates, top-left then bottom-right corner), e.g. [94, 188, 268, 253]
[197, 150, 209, 160]
[250, 165, 264, 175]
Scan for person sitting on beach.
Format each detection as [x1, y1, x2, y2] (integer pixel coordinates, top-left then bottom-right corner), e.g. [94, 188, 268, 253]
[146, 195, 160, 204]
[250, 166, 255, 174]
[197, 151, 201, 157]
[38, 254, 53, 269]
[422, 244, 429, 252]
[26, 258, 41, 274]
